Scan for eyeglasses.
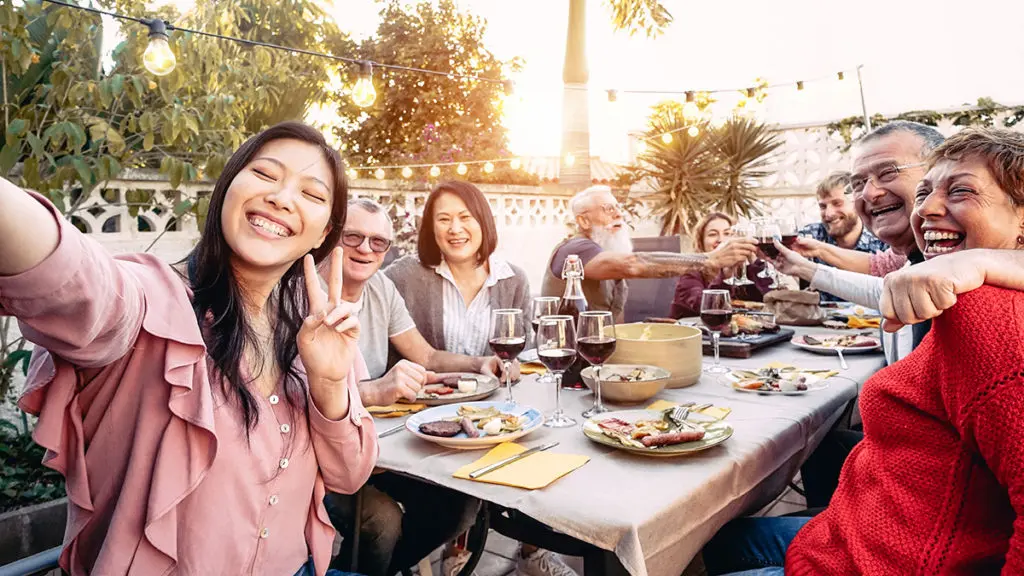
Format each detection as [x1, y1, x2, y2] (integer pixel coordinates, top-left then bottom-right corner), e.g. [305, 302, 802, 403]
[847, 162, 927, 197]
[341, 231, 392, 253]
[581, 203, 622, 217]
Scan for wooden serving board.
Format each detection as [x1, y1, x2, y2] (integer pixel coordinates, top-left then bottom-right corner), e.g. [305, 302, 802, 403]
[700, 328, 796, 359]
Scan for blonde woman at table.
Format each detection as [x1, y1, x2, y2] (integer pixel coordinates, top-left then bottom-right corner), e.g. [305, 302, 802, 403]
[385, 181, 574, 576]
[703, 126, 1024, 576]
[0, 122, 376, 576]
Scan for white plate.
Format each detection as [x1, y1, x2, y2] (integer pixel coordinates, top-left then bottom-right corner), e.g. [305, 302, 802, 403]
[406, 401, 543, 450]
[582, 409, 732, 457]
[719, 371, 831, 396]
[407, 373, 501, 406]
[790, 334, 881, 354]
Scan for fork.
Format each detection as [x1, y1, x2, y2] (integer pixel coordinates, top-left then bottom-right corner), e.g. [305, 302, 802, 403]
[667, 406, 702, 432]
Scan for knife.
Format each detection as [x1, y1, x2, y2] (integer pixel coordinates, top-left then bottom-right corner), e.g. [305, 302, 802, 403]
[468, 442, 560, 479]
[378, 424, 406, 438]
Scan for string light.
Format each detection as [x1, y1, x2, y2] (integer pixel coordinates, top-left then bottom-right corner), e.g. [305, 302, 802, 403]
[143, 19, 176, 76]
[352, 61, 377, 108]
[374, 168, 385, 180]
[456, 163, 468, 175]
[346, 168, 358, 180]
[429, 165, 441, 178]
[687, 126, 700, 137]
[796, 80, 805, 91]
[509, 158, 521, 170]
[837, 71, 845, 81]
[483, 161, 494, 174]
[682, 91, 699, 123]
[661, 133, 673, 144]
[401, 166, 413, 179]
[607, 89, 618, 102]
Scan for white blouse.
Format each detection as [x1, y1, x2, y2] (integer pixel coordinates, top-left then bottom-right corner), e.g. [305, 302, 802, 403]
[434, 256, 516, 356]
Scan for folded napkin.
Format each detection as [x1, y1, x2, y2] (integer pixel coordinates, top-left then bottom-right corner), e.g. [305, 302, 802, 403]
[646, 399, 732, 420]
[520, 362, 547, 375]
[453, 442, 589, 489]
[367, 403, 426, 418]
[847, 316, 880, 329]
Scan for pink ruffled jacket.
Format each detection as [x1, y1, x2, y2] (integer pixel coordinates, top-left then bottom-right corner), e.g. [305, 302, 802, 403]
[0, 192, 378, 575]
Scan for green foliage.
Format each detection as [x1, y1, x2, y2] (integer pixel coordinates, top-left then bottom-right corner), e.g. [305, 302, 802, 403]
[606, 0, 673, 37]
[333, 0, 536, 186]
[621, 104, 783, 236]
[0, 419, 65, 513]
[826, 97, 1024, 148]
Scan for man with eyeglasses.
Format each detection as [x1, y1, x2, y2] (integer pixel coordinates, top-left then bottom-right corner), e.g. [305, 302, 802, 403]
[322, 197, 496, 576]
[541, 185, 757, 322]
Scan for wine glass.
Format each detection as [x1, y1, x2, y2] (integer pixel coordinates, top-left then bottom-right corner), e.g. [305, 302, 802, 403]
[578, 311, 616, 418]
[778, 216, 799, 249]
[723, 222, 755, 286]
[530, 297, 560, 383]
[754, 219, 782, 288]
[536, 315, 578, 427]
[700, 289, 732, 374]
[488, 309, 526, 404]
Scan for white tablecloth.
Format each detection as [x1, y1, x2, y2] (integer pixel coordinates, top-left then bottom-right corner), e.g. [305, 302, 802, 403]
[373, 327, 885, 576]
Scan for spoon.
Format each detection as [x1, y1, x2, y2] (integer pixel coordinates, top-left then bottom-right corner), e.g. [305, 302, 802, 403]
[836, 348, 848, 370]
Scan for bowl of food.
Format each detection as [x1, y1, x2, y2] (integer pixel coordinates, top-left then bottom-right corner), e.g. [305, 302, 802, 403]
[609, 323, 703, 388]
[580, 364, 669, 404]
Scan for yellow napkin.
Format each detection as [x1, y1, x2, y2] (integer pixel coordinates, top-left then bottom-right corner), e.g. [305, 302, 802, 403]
[761, 362, 838, 379]
[520, 362, 547, 375]
[367, 403, 426, 418]
[847, 316, 880, 329]
[646, 399, 732, 421]
[453, 442, 589, 489]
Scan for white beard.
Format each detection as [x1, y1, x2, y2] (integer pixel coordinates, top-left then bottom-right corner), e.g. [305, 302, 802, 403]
[590, 224, 634, 253]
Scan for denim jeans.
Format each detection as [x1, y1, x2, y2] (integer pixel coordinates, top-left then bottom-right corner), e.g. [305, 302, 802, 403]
[702, 516, 811, 576]
[799, 429, 863, 508]
[293, 556, 360, 576]
[323, 472, 481, 576]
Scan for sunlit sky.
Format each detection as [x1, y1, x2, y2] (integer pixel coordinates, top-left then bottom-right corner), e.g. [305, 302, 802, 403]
[149, 0, 1024, 163]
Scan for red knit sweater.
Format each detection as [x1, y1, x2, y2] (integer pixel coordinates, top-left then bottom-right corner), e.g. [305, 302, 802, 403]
[786, 285, 1024, 575]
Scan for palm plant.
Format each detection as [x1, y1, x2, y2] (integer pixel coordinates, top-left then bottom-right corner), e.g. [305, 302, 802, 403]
[626, 106, 783, 238]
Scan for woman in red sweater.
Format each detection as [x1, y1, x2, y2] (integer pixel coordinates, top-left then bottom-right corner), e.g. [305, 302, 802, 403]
[704, 127, 1024, 575]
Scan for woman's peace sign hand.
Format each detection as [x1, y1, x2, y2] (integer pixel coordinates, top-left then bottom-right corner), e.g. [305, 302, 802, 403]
[298, 248, 359, 419]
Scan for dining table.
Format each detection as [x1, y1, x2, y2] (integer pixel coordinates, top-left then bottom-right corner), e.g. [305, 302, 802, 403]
[371, 325, 886, 576]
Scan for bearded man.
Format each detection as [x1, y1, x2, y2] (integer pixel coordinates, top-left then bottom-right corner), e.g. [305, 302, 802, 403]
[541, 186, 755, 322]
[797, 171, 888, 301]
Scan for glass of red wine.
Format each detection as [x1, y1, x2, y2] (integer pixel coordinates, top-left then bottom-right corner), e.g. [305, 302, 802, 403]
[755, 219, 782, 288]
[530, 297, 560, 383]
[536, 315, 578, 427]
[778, 216, 799, 249]
[578, 311, 616, 418]
[701, 289, 732, 374]
[489, 309, 526, 404]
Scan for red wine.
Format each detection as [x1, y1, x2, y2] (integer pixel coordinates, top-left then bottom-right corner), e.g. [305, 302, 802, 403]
[701, 310, 733, 332]
[757, 240, 780, 259]
[489, 337, 526, 361]
[538, 348, 577, 372]
[781, 234, 798, 249]
[558, 297, 587, 323]
[577, 336, 616, 365]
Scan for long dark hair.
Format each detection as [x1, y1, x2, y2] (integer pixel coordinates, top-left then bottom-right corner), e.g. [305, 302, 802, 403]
[417, 180, 498, 267]
[185, 121, 347, 434]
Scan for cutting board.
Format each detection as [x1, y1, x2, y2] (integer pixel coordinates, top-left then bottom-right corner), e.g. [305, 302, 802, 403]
[700, 328, 795, 358]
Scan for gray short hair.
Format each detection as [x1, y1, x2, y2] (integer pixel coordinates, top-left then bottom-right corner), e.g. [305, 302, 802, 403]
[856, 121, 945, 159]
[348, 197, 393, 226]
[569, 185, 613, 216]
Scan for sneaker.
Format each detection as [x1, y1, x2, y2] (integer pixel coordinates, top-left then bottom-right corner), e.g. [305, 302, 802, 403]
[516, 548, 578, 576]
[442, 547, 472, 576]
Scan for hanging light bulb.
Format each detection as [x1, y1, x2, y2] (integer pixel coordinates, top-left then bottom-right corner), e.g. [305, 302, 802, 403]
[374, 168, 385, 180]
[483, 161, 495, 174]
[143, 19, 176, 76]
[682, 91, 699, 122]
[607, 89, 618, 103]
[509, 158, 521, 170]
[351, 61, 377, 108]
[796, 80, 805, 91]
[456, 163, 468, 175]
[401, 166, 413, 179]
[837, 71, 845, 81]
[661, 133, 673, 144]
[564, 153, 575, 167]
[346, 168, 358, 181]
[429, 165, 441, 178]
[687, 126, 700, 137]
